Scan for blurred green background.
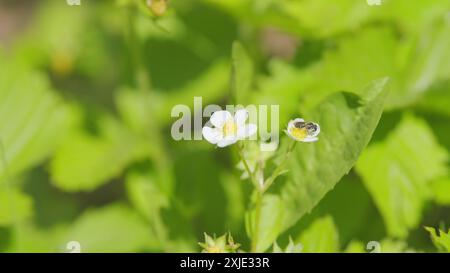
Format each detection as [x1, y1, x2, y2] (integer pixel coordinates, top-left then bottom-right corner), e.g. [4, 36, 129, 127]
[0, 0, 450, 253]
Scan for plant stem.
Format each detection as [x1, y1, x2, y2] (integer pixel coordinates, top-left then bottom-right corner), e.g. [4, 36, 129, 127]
[237, 142, 258, 189]
[236, 143, 263, 252]
[251, 190, 263, 252]
[261, 140, 297, 193]
[250, 140, 297, 252]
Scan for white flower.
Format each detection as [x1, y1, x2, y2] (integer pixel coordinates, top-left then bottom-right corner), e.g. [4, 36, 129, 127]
[202, 109, 257, 148]
[285, 118, 320, 142]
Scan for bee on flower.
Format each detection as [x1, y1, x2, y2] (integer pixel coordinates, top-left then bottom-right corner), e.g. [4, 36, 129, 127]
[285, 118, 320, 142]
[202, 109, 257, 148]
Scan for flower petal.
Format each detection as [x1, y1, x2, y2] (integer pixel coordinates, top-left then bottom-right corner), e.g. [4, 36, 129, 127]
[237, 123, 257, 139]
[217, 137, 238, 148]
[210, 111, 232, 128]
[234, 109, 248, 127]
[202, 126, 223, 144]
[302, 136, 318, 143]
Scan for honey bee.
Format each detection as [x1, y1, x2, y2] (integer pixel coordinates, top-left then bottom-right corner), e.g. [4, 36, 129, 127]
[293, 121, 319, 136]
[286, 118, 320, 142]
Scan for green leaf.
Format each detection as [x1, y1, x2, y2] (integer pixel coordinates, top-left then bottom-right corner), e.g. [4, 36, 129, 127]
[302, 174, 376, 245]
[298, 27, 398, 110]
[430, 177, 450, 205]
[0, 64, 70, 182]
[253, 78, 388, 252]
[410, 20, 450, 91]
[425, 227, 450, 253]
[125, 170, 170, 244]
[126, 170, 170, 220]
[231, 41, 253, 104]
[391, 19, 450, 107]
[296, 216, 339, 253]
[415, 81, 450, 117]
[0, 188, 33, 226]
[356, 115, 448, 237]
[62, 204, 157, 252]
[50, 108, 150, 192]
[5, 224, 67, 253]
[280, 78, 389, 230]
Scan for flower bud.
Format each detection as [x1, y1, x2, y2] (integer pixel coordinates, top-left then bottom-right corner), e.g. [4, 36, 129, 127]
[147, 0, 168, 17]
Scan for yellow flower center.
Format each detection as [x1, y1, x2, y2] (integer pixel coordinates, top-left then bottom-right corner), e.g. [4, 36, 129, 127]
[206, 246, 223, 253]
[223, 121, 238, 137]
[290, 127, 308, 141]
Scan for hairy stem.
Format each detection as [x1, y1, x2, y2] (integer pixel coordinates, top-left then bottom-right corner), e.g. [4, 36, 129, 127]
[236, 143, 264, 252]
[261, 140, 297, 193]
[237, 142, 258, 189]
[250, 140, 297, 252]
